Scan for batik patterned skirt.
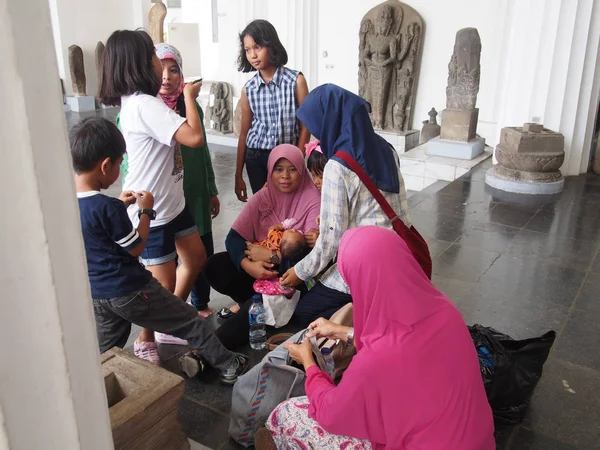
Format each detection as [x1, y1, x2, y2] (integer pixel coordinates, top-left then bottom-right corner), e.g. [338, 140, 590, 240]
[266, 396, 372, 450]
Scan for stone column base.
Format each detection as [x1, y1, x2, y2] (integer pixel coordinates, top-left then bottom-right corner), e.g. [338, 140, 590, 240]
[440, 108, 478, 142]
[66, 95, 96, 112]
[485, 166, 565, 194]
[101, 348, 189, 450]
[426, 136, 486, 160]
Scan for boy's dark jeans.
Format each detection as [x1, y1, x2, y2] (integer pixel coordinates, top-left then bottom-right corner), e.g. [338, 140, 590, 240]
[93, 278, 235, 369]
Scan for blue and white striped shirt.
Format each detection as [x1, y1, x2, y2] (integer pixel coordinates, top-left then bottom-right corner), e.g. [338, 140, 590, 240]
[245, 66, 300, 150]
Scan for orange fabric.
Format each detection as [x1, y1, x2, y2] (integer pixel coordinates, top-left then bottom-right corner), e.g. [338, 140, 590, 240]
[257, 229, 283, 251]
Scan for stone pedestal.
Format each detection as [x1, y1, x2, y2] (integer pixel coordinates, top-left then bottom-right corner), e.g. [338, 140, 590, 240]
[427, 136, 485, 160]
[440, 108, 479, 142]
[66, 95, 95, 113]
[101, 348, 189, 450]
[378, 129, 420, 155]
[485, 123, 565, 195]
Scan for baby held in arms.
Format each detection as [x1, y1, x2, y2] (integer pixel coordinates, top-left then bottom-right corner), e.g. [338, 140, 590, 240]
[253, 218, 307, 297]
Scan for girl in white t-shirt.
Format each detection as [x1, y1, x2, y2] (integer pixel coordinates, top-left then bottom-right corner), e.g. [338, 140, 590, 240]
[99, 29, 207, 364]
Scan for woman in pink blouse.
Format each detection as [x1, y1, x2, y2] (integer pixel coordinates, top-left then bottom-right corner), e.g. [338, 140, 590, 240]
[257, 226, 495, 450]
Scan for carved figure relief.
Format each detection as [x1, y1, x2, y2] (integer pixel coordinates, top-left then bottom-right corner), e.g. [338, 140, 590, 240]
[149, 1, 167, 44]
[206, 82, 233, 134]
[446, 28, 481, 110]
[68, 45, 86, 96]
[358, 1, 424, 132]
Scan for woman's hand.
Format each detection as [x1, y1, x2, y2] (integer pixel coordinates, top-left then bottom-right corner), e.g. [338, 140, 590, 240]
[245, 242, 272, 262]
[280, 267, 302, 288]
[241, 258, 278, 280]
[284, 338, 315, 368]
[304, 229, 320, 248]
[306, 318, 349, 341]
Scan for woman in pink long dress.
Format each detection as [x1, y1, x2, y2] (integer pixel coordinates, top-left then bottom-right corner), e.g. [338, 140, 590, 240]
[258, 226, 495, 450]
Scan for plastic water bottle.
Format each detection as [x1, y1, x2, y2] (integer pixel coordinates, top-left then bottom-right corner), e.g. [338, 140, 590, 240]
[321, 348, 335, 380]
[249, 294, 267, 350]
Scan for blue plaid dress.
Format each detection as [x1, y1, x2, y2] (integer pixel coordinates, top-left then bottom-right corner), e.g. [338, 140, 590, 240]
[245, 66, 300, 150]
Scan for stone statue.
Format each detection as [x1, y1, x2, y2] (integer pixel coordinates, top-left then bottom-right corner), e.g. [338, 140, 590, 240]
[486, 123, 566, 194]
[95, 41, 105, 85]
[439, 28, 482, 143]
[233, 100, 242, 137]
[68, 45, 86, 97]
[446, 28, 481, 110]
[358, 1, 424, 132]
[206, 82, 233, 134]
[149, 0, 167, 44]
[420, 107, 441, 144]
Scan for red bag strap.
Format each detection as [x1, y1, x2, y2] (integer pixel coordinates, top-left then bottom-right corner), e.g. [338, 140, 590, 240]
[335, 151, 408, 231]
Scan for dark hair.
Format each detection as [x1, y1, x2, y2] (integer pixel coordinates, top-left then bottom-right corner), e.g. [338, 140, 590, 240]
[237, 20, 288, 72]
[98, 29, 160, 106]
[306, 150, 327, 175]
[69, 117, 126, 173]
[281, 235, 308, 262]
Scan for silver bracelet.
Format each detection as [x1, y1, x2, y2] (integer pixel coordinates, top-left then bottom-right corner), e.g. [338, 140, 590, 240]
[346, 327, 355, 346]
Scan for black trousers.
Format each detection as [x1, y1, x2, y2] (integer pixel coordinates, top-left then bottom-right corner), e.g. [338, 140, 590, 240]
[204, 252, 256, 350]
[190, 232, 214, 310]
[292, 282, 353, 328]
[245, 147, 271, 194]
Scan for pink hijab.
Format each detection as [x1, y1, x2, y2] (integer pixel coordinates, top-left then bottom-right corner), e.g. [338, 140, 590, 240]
[307, 227, 495, 450]
[231, 144, 321, 242]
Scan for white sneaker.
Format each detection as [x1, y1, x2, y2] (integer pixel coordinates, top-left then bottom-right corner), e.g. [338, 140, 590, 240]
[155, 332, 189, 346]
[133, 341, 160, 365]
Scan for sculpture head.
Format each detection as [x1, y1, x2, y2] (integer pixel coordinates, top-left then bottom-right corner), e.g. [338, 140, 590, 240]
[215, 83, 224, 99]
[376, 6, 393, 36]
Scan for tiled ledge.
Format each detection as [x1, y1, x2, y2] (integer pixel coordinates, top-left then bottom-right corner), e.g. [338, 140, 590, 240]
[399, 143, 493, 191]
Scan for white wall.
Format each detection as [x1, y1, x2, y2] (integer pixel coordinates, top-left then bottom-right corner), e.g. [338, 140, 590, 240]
[49, 0, 138, 97]
[1, 0, 114, 448]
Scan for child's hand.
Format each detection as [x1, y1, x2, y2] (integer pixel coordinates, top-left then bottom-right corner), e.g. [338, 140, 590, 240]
[184, 81, 201, 99]
[135, 190, 154, 210]
[269, 223, 285, 232]
[210, 195, 220, 219]
[119, 190, 137, 206]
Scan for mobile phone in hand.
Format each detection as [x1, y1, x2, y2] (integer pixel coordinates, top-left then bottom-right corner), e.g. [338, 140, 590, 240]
[192, 78, 203, 84]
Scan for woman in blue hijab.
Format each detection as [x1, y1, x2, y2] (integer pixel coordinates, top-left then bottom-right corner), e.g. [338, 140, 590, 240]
[281, 84, 411, 326]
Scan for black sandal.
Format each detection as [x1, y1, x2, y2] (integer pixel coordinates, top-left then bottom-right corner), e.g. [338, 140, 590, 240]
[217, 307, 234, 319]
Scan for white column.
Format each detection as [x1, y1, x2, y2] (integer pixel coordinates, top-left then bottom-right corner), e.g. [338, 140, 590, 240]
[495, 0, 600, 176]
[0, 0, 113, 448]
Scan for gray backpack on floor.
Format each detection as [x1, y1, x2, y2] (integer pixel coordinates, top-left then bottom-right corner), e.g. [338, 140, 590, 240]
[229, 330, 307, 447]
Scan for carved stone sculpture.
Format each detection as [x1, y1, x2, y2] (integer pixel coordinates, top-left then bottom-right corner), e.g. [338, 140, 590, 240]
[440, 28, 481, 142]
[206, 82, 233, 134]
[358, 0, 424, 132]
[446, 28, 481, 110]
[68, 45, 86, 97]
[420, 108, 441, 144]
[149, 0, 167, 44]
[95, 41, 105, 85]
[233, 100, 242, 137]
[486, 123, 565, 194]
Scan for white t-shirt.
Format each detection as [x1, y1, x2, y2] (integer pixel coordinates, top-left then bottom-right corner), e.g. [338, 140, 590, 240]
[120, 93, 187, 227]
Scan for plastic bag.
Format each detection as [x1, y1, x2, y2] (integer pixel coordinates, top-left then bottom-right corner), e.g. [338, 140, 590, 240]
[468, 324, 556, 425]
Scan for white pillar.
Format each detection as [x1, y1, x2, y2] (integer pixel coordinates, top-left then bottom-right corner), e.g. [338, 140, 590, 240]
[495, 0, 600, 175]
[0, 0, 113, 448]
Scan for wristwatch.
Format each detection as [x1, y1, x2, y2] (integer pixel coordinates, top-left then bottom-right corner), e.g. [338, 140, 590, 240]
[270, 250, 280, 265]
[346, 327, 355, 346]
[137, 208, 156, 220]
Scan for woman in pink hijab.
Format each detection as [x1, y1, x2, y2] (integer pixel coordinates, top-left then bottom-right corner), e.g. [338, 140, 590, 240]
[205, 144, 321, 349]
[256, 226, 495, 450]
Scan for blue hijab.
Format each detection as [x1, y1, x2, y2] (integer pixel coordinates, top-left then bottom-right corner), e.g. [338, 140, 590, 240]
[297, 84, 400, 193]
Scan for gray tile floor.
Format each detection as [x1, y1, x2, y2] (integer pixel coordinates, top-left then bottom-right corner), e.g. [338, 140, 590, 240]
[66, 110, 600, 449]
